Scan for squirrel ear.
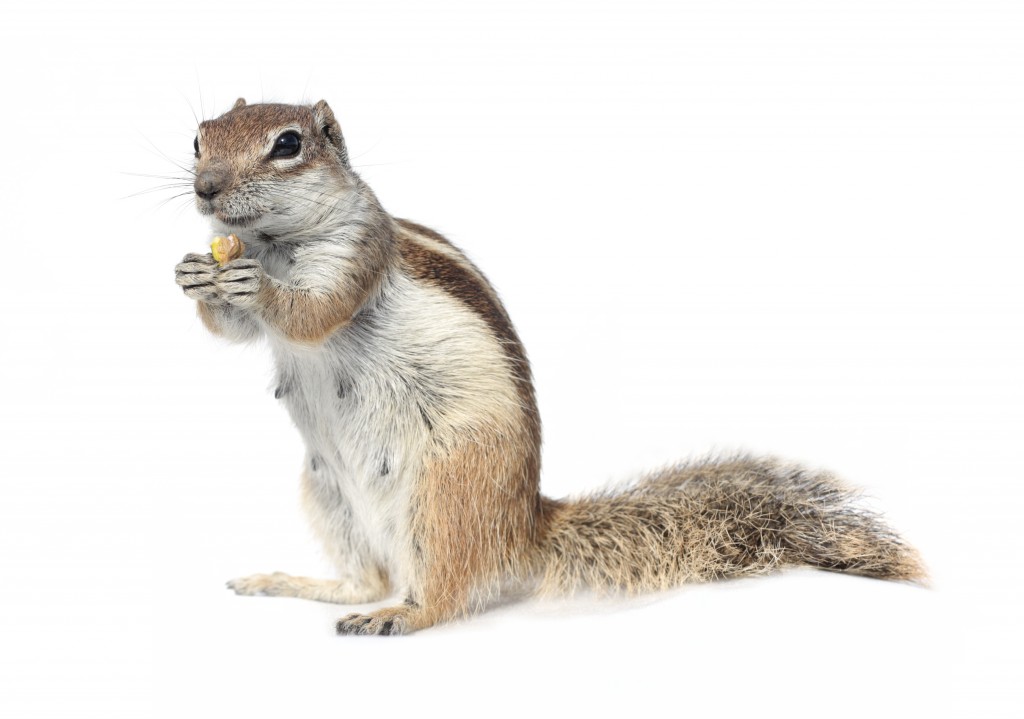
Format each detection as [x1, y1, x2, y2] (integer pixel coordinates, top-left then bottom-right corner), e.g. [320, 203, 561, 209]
[232, 97, 247, 110]
[313, 100, 339, 136]
[313, 99, 349, 166]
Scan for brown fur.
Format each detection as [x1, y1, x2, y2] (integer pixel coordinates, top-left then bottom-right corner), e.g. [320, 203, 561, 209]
[339, 424, 543, 636]
[196, 103, 336, 173]
[396, 218, 456, 248]
[196, 300, 223, 337]
[371, 228, 546, 630]
[397, 225, 541, 438]
[255, 274, 374, 345]
[195, 261, 384, 345]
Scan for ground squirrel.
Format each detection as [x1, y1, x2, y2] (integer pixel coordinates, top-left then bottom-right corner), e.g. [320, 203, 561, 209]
[174, 99, 925, 636]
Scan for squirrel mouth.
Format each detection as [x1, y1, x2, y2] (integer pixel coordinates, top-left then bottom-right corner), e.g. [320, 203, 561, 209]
[214, 210, 263, 227]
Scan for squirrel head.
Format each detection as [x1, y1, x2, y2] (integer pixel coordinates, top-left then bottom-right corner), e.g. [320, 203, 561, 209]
[192, 98, 354, 233]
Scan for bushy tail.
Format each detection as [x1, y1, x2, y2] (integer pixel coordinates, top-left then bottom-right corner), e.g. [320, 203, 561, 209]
[534, 455, 925, 594]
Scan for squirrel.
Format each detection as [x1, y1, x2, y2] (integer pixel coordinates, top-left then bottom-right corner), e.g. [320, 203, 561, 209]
[174, 99, 925, 636]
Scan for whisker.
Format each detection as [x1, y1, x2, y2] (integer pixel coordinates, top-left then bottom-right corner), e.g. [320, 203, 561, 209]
[121, 171, 193, 181]
[196, 72, 206, 121]
[348, 137, 383, 164]
[180, 89, 199, 127]
[350, 161, 405, 169]
[155, 191, 195, 212]
[119, 183, 194, 201]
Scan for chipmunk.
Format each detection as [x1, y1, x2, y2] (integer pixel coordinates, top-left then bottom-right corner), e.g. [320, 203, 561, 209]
[174, 99, 925, 635]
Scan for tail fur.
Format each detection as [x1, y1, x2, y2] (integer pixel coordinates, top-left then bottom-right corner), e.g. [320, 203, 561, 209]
[534, 455, 925, 593]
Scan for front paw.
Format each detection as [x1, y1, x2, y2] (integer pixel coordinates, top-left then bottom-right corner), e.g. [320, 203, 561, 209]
[216, 258, 266, 309]
[175, 252, 222, 304]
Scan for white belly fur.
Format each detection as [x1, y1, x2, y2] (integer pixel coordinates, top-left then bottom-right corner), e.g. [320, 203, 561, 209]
[268, 273, 521, 589]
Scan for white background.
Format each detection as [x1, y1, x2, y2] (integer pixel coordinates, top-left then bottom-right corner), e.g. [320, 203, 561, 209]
[1, 1, 1021, 716]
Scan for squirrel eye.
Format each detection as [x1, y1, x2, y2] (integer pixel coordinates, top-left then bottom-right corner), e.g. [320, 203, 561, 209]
[270, 131, 301, 159]
[193, 136, 200, 157]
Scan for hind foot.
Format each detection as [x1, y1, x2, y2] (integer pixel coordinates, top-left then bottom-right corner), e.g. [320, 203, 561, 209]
[336, 605, 425, 636]
[227, 571, 388, 604]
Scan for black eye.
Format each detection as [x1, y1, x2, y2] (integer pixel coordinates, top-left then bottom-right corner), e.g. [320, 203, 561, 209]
[193, 136, 200, 157]
[270, 131, 301, 159]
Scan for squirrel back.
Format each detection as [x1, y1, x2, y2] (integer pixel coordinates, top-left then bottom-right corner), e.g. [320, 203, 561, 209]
[175, 99, 924, 635]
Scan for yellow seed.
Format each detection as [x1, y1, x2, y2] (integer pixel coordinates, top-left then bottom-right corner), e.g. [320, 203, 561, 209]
[211, 234, 244, 266]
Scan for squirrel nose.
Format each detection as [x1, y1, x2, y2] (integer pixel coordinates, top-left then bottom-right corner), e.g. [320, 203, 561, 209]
[194, 169, 228, 200]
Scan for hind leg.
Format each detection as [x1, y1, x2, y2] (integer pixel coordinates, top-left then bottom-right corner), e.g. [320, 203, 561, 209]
[336, 431, 535, 635]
